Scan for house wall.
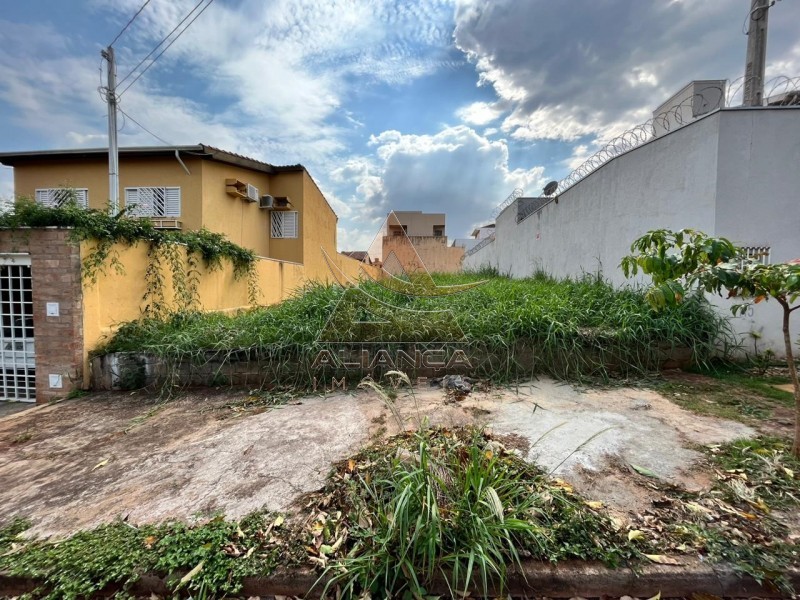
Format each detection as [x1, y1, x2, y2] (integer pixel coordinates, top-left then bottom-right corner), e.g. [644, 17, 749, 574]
[464, 107, 800, 356]
[0, 229, 84, 403]
[268, 171, 305, 264]
[382, 236, 465, 274]
[12, 156, 205, 233]
[200, 160, 272, 257]
[389, 211, 446, 237]
[300, 170, 341, 282]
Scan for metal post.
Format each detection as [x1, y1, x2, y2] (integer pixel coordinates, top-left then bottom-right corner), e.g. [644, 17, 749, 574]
[743, 0, 770, 107]
[101, 46, 119, 213]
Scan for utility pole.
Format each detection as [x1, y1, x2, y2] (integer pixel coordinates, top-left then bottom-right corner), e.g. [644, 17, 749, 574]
[101, 46, 119, 213]
[743, 0, 770, 107]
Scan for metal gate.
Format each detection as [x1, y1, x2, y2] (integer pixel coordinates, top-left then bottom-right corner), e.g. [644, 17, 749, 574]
[0, 256, 35, 402]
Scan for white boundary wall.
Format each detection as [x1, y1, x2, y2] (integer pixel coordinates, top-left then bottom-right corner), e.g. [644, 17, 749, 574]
[464, 107, 800, 357]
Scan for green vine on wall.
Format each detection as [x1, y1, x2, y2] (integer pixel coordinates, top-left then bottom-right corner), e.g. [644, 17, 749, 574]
[0, 197, 260, 315]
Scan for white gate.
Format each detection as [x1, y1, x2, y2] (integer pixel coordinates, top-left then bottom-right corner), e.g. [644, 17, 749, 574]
[0, 256, 35, 402]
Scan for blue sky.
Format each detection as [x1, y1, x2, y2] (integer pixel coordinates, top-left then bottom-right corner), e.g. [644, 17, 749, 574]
[1, 0, 799, 250]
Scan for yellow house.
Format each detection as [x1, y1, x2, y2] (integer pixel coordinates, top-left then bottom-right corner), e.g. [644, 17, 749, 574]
[0, 144, 343, 267]
[0, 145, 375, 403]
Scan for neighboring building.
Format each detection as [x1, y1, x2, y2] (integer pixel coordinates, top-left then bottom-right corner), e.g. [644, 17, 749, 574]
[341, 250, 371, 263]
[0, 144, 343, 270]
[370, 211, 464, 274]
[464, 85, 800, 357]
[451, 223, 495, 252]
[0, 144, 376, 403]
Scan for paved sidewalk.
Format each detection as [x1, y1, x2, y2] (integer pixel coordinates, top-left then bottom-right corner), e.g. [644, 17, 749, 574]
[0, 401, 34, 420]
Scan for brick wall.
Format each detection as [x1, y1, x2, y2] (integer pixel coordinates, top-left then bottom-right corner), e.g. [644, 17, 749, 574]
[382, 236, 465, 274]
[0, 229, 83, 403]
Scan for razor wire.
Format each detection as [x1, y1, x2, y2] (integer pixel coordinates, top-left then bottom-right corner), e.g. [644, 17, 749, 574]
[492, 187, 523, 219]
[552, 75, 799, 198]
[464, 233, 495, 257]
[489, 74, 800, 219]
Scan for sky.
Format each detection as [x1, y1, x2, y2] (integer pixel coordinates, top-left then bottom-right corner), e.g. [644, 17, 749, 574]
[0, 0, 798, 250]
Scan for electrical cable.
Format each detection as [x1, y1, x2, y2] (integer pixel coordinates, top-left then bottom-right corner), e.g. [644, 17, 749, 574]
[108, 0, 152, 47]
[117, 0, 214, 96]
[117, 106, 174, 146]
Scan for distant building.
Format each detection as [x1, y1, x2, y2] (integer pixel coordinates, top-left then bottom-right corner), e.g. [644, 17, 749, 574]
[369, 211, 464, 274]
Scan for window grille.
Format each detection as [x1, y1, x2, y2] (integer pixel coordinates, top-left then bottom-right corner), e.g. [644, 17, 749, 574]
[124, 187, 181, 217]
[271, 211, 298, 238]
[742, 246, 771, 265]
[35, 188, 88, 208]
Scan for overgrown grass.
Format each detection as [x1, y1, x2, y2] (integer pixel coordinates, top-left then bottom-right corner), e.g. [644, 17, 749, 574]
[656, 365, 794, 425]
[313, 427, 636, 599]
[97, 273, 733, 387]
[0, 512, 301, 599]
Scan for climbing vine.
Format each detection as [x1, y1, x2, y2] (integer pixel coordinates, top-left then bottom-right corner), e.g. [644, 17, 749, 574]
[0, 197, 260, 315]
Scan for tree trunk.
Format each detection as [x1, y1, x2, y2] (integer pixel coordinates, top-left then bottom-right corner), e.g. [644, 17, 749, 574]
[778, 299, 800, 458]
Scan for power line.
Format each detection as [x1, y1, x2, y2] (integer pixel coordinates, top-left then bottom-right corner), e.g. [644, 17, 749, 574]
[117, 0, 215, 97]
[117, 106, 174, 146]
[108, 0, 152, 47]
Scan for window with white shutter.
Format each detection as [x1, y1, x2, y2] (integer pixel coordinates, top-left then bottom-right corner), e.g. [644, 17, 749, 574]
[35, 188, 88, 208]
[124, 187, 181, 217]
[271, 211, 298, 239]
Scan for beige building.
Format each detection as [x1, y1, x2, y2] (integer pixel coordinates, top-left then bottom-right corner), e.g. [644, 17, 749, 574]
[370, 210, 464, 274]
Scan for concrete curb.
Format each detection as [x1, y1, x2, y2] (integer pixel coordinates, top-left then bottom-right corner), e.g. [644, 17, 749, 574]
[1, 559, 797, 598]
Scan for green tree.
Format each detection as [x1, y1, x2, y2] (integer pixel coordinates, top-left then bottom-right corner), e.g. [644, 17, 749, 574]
[621, 229, 800, 457]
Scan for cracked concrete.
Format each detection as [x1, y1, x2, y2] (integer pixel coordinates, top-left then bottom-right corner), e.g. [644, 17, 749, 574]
[0, 379, 754, 538]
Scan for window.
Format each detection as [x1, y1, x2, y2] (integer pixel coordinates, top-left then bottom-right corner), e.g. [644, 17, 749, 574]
[35, 188, 88, 208]
[742, 246, 771, 265]
[433, 227, 444, 237]
[124, 187, 180, 217]
[271, 211, 298, 238]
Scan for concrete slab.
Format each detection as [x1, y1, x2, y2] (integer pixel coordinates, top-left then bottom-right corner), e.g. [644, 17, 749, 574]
[0, 380, 756, 538]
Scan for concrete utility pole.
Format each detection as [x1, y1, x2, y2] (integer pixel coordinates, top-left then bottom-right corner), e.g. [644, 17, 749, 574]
[101, 46, 119, 213]
[743, 0, 770, 107]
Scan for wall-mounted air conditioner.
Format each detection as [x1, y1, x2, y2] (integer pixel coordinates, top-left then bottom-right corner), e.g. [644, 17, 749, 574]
[246, 184, 259, 202]
[259, 195, 274, 209]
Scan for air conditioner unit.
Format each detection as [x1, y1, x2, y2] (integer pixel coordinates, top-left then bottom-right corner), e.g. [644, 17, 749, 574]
[259, 195, 274, 209]
[246, 184, 259, 202]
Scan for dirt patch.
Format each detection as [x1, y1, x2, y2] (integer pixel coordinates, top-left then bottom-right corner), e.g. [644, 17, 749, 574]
[0, 379, 758, 540]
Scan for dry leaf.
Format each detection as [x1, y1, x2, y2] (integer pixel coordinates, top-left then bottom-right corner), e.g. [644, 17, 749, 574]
[644, 554, 682, 565]
[627, 529, 645, 541]
[584, 501, 603, 509]
[92, 458, 109, 471]
[631, 464, 659, 478]
[347, 459, 356, 472]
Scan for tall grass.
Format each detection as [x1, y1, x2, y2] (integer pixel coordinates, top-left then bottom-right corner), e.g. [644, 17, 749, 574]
[320, 427, 634, 598]
[97, 274, 734, 386]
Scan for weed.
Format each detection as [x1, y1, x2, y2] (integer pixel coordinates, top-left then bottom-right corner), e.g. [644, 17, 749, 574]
[96, 274, 733, 391]
[0, 513, 300, 599]
[65, 389, 89, 400]
[316, 427, 635, 599]
[11, 429, 34, 445]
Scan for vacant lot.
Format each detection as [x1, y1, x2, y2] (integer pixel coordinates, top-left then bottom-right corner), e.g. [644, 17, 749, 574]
[0, 378, 756, 539]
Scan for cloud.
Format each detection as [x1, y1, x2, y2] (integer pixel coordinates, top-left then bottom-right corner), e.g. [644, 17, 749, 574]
[453, 0, 800, 143]
[335, 125, 546, 241]
[1, 1, 459, 168]
[456, 101, 504, 126]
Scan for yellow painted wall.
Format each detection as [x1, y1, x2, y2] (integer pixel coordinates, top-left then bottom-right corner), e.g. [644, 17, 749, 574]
[268, 171, 305, 264]
[12, 157, 204, 232]
[199, 160, 272, 257]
